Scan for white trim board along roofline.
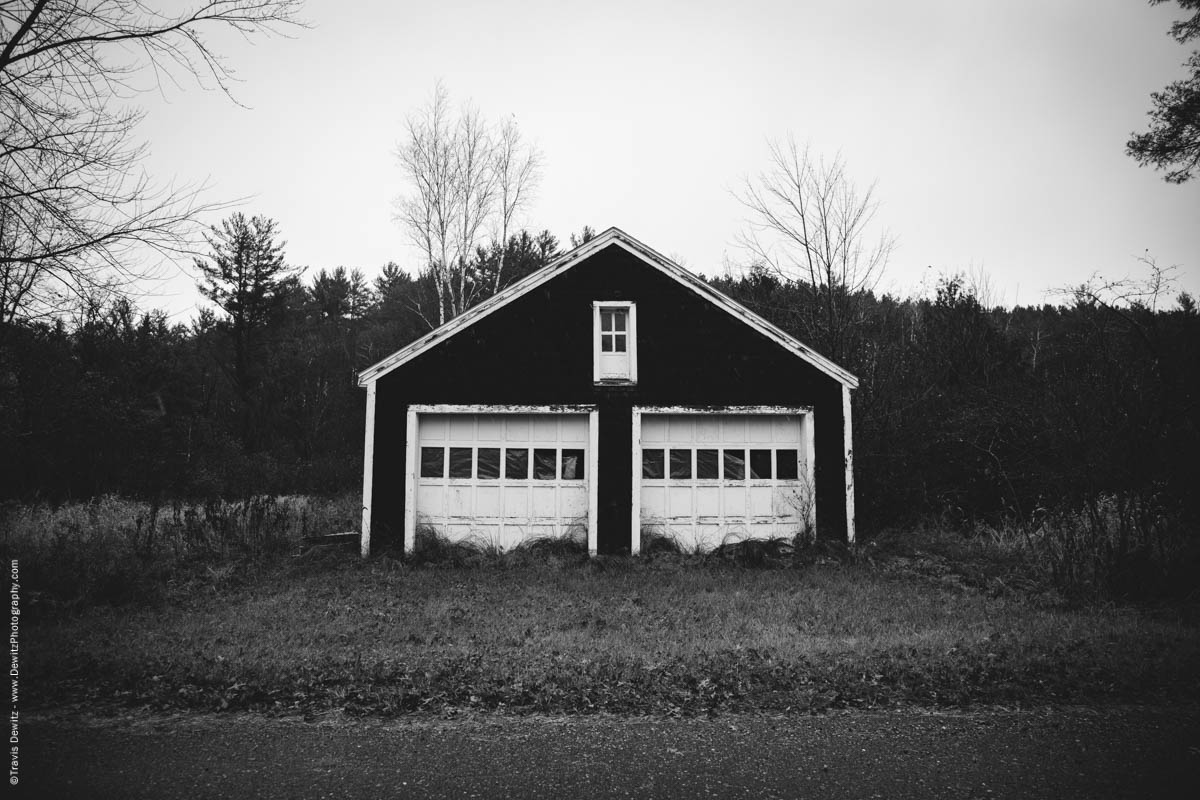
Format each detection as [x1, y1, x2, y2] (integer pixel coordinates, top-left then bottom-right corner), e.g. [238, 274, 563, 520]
[357, 227, 859, 389]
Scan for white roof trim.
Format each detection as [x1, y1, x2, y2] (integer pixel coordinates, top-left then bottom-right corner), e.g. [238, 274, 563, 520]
[358, 227, 859, 389]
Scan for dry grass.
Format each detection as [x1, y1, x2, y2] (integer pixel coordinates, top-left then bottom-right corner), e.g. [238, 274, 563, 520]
[27, 538, 1200, 715]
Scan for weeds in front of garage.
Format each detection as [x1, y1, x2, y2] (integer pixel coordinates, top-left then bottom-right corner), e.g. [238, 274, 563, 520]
[27, 527, 1200, 718]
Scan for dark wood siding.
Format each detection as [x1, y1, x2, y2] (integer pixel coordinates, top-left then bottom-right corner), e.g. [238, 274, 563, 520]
[370, 243, 849, 552]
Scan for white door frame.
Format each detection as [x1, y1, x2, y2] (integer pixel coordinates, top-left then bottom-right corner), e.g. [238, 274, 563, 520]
[630, 405, 816, 554]
[405, 404, 600, 555]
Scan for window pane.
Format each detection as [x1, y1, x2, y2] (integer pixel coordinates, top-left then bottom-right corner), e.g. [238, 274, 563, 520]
[614, 311, 626, 332]
[696, 449, 719, 479]
[723, 449, 745, 480]
[505, 448, 528, 479]
[600, 310, 613, 331]
[749, 449, 772, 479]
[448, 447, 473, 478]
[642, 449, 665, 479]
[669, 449, 691, 479]
[419, 447, 444, 478]
[776, 449, 799, 480]
[613, 334, 626, 352]
[477, 448, 501, 479]
[602, 334, 613, 352]
[561, 449, 585, 480]
[534, 448, 557, 480]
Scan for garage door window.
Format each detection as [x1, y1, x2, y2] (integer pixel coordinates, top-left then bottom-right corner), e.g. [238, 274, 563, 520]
[776, 449, 799, 480]
[723, 450, 745, 480]
[534, 449, 557, 479]
[642, 449, 665, 479]
[477, 448, 501, 479]
[420, 447, 444, 478]
[670, 449, 692, 479]
[696, 449, 719, 479]
[505, 448, 529, 479]
[749, 449, 772, 479]
[562, 449, 585, 479]
[448, 447, 473, 478]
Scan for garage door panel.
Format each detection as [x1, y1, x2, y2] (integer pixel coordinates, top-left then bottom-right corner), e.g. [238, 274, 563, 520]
[475, 486, 501, 516]
[502, 489, 529, 517]
[476, 416, 503, 441]
[530, 485, 557, 517]
[641, 486, 666, 519]
[724, 486, 747, 517]
[695, 418, 720, 442]
[416, 485, 443, 516]
[749, 486, 774, 517]
[721, 417, 746, 442]
[504, 417, 529, 441]
[448, 416, 474, 440]
[560, 486, 588, 517]
[532, 417, 558, 442]
[667, 486, 693, 517]
[561, 418, 588, 442]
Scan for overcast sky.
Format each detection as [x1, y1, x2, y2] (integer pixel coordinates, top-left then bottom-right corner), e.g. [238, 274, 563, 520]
[135, 0, 1200, 319]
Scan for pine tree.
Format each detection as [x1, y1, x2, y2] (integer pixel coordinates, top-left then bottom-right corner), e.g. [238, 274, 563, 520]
[194, 213, 297, 444]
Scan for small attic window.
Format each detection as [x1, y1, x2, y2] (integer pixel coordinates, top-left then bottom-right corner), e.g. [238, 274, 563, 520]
[593, 301, 637, 383]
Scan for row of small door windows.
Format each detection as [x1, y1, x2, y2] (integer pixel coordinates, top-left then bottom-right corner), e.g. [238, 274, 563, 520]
[642, 448, 800, 481]
[420, 447, 585, 481]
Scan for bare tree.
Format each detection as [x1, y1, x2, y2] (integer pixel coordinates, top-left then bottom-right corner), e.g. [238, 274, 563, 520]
[492, 116, 542, 293]
[736, 136, 894, 361]
[0, 1, 305, 330]
[394, 83, 541, 325]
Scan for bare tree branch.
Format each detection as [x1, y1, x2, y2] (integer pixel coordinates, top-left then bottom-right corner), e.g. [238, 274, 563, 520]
[0, 0, 306, 327]
[734, 135, 895, 360]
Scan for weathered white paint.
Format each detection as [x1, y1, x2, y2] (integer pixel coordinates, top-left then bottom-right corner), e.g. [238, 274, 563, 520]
[360, 381, 377, 558]
[802, 409, 817, 539]
[592, 300, 637, 384]
[635, 409, 813, 551]
[630, 409, 642, 555]
[843, 385, 856, 544]
[403, 405, 599, 554]
[403, 405, 418, 555]
[358, 228, 858, 390]
[588, 408, 600, 555]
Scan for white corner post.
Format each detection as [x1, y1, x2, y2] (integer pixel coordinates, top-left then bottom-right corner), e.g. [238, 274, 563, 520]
[403, 406, 418, 556]
[360, 381, 377, 558]
[630, 409, 642, 555]
[804, 409, 817, 541]
[842, 385, 856, 544]
[588, 409, 600, 556]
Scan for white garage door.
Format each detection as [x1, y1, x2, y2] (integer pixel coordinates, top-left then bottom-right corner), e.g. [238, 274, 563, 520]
[415, 413, 590, 549]
[639, 413, 812, 551]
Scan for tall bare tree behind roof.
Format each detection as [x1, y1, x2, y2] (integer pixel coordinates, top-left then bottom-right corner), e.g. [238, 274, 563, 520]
[394, 82, 542, 326]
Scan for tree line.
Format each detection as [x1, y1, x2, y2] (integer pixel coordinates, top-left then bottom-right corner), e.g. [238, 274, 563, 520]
[1, 215, 1195, 546]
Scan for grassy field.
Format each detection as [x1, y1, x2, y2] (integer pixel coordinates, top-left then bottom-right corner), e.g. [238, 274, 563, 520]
[25, 525, 1200, 717]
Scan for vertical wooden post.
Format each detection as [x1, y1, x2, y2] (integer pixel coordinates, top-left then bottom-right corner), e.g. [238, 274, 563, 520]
[404, 406, 418, 556]
[588, 409, 599, 556]
[630, 409, 642, 555]
[842, 385, 856, 544]
[360, 381, 377, 558]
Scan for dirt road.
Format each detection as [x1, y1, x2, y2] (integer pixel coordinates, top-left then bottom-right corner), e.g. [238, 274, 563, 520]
[22, 705, 1200, 799]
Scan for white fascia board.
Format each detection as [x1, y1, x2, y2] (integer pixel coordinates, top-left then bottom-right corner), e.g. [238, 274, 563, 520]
[358, 227, 859, 390]
[633, 404, 813, 415]
[409, 403, 597, 414]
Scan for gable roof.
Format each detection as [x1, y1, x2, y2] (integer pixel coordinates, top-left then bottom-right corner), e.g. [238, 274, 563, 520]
[358, 227, 858, 389]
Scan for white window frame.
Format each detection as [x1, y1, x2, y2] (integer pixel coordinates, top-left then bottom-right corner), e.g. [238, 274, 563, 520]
[592, 301, 637, 384]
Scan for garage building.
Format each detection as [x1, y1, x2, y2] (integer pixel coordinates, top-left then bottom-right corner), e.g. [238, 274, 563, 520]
[358, 228, 857, 556]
